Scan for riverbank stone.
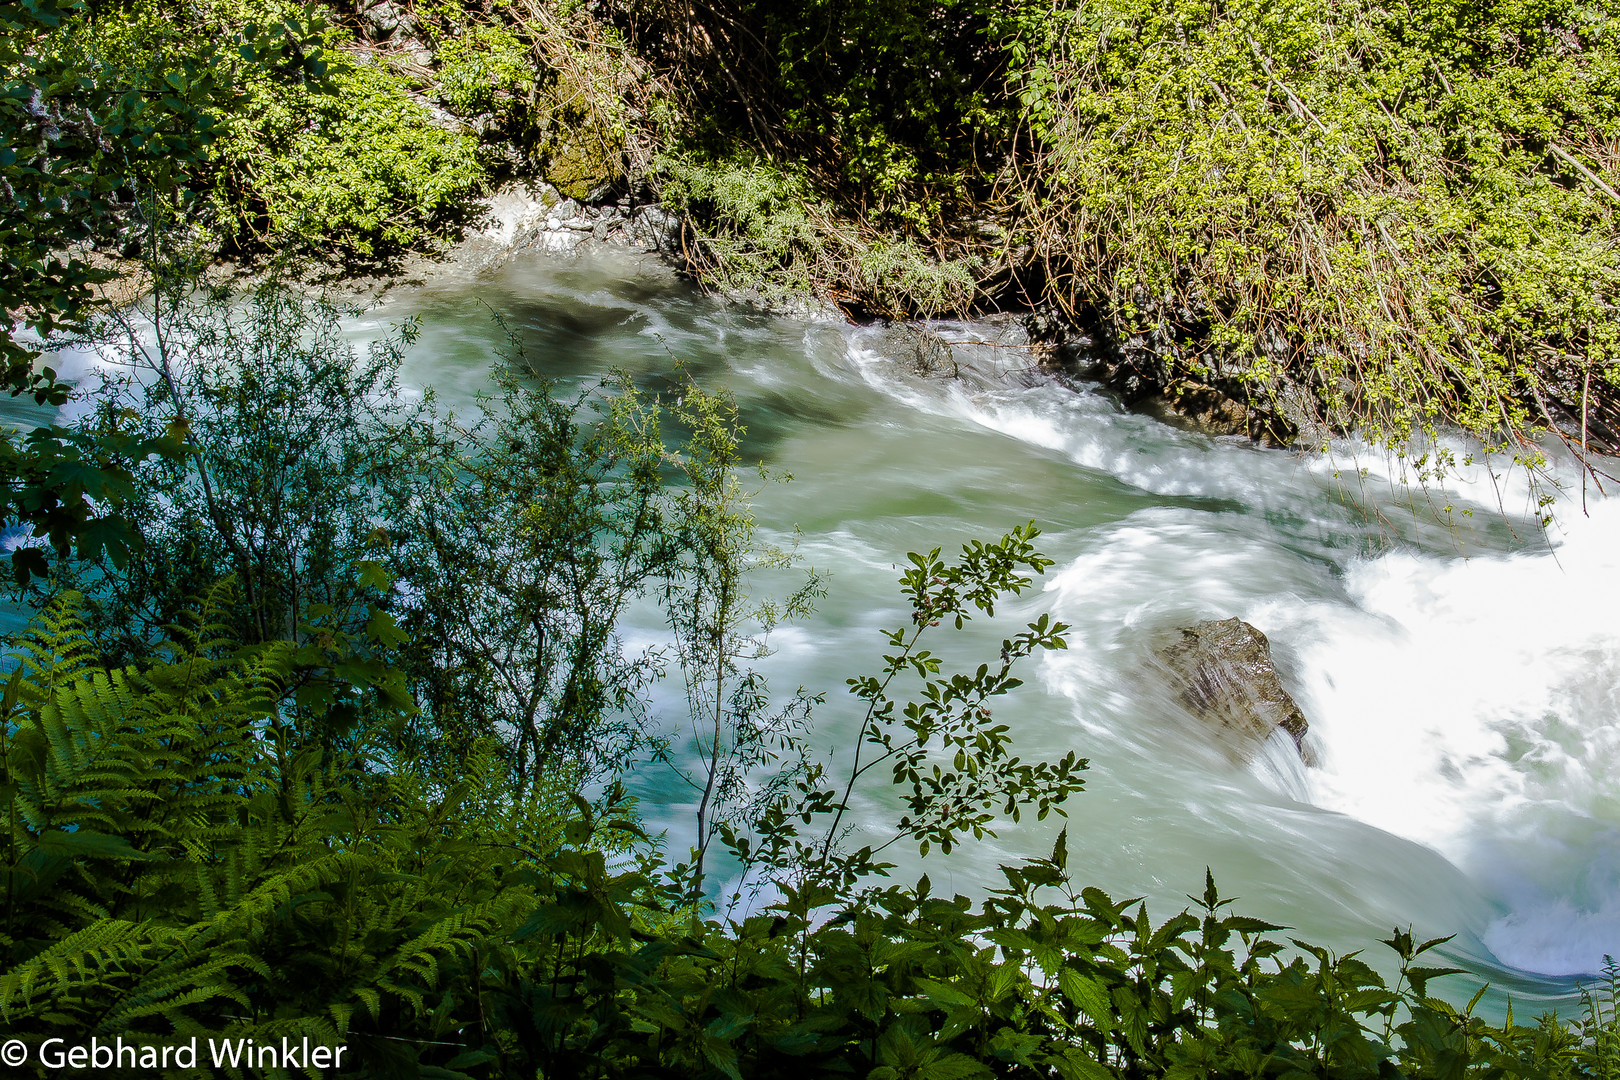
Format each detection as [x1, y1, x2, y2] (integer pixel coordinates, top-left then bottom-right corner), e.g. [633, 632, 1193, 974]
[1157, 618, 1314, 763]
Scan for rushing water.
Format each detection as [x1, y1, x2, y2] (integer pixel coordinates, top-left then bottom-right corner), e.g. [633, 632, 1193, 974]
[36, 249, 1620, 1015]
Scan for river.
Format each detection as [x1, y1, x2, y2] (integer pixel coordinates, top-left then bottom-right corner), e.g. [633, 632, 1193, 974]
[39, 246, 1620, 1018]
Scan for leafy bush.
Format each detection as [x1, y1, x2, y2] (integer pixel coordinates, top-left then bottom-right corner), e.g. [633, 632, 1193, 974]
[996, 0, 1620, 466]
[209, 56, 486, 258]
[56, 0, 487, 262]
[0, 0, 326, 582]
[434, 22, 535, 123]
[658, 154, 979, 316]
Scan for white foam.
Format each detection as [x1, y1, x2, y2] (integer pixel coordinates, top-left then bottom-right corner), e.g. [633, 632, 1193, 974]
[1280, 495, 1620, 974]
[1484, 901, 1620, 977]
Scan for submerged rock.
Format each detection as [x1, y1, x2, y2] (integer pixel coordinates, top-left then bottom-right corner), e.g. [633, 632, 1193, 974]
[1157, 618, 1314, 763]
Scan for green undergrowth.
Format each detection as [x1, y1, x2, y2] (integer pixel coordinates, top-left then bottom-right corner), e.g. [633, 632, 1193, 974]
[50, 0, 487, 263]
[996, 0, 1620, 469]
[402, 0, 644, 199]
[655, 155, 980, 316]
[2, 598, 1617, 1077]
[210, 57, 486, 258]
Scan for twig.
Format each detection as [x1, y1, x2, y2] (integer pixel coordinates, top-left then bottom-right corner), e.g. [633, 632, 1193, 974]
[1548, 142, 1620, 205]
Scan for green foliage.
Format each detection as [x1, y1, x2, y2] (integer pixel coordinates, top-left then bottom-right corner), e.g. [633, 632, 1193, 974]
[53, 0, 485, 261]
[51, 284, 418, 737]
[992, 0, 1620, 463]
[827, 527, 1084, 863]
[1, 0, 218, 392]
[1581, 959, 1620, 1077]
[642, 0, 1619, 466]
[658, 154, 979, 316]
[1, 0, 476, 588]
[0, 0, 324, 584]
[654, 386, 825, 892]
[59, 287, 828, 809]
[388, 361, 686, 792]
[417, 0, 640, 196]
[645, 0, 1008, 226]
[9, 627, 1612, 1080]
[0, 592, 622, 1074]
[434, 22, 534, 122]
[208, 49, 486, 258]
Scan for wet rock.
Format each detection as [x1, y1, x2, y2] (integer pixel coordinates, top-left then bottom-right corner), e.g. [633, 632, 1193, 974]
[472, 181, 560, 250]
[623, 206, 677, 252]
[1023, 303, 1318, 445]
[81, 250, 150, 309]
[586, 177, 628, 205]
[1128, 378, 1252, 437]
[1157, 618, 1314, 763]
[358, 0, 412, 41]
[1163, 380, 1251, 435]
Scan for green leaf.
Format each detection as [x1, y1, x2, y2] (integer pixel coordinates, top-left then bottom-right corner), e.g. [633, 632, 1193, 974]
[1058, 968, 1114, 1027]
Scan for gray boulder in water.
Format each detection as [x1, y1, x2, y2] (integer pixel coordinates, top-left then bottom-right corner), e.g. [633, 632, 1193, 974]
[1157, 618, 1313, 763]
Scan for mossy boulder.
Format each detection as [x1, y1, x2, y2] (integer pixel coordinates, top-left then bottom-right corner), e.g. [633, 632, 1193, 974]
[544, 135, 618, 201]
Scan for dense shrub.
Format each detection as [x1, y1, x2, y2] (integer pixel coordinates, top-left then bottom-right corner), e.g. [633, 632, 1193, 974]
[209, 57, 486, 258]
[996, 0, 1620, 465]
[54, 0, 486, 261]
[655, 155, 979, 316]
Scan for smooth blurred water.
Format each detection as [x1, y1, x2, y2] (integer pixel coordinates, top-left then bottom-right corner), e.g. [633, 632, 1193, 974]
[33, 249, 1620, 1015]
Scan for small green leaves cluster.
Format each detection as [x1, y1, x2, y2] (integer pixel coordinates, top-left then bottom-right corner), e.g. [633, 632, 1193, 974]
[657, 154, 979, 317]
[679, 523, 1086, 912]
[53, 0, 486, 262]
[434, 22, 534, 122]
[838, 527, 1084, 861]
[208, 56, 486, 258]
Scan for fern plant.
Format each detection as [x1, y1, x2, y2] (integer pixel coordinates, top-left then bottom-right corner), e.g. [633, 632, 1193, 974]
[0, 592, 573, 1074]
